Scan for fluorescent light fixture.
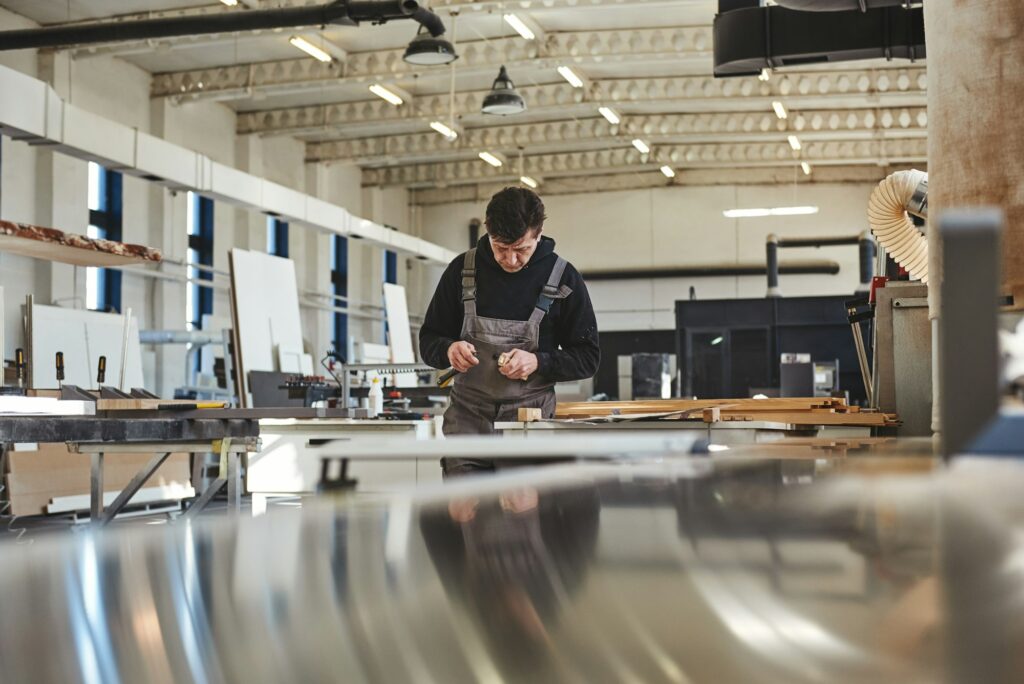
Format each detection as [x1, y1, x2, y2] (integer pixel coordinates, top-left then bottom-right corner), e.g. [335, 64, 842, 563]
[660, 165, 676, 178]
[771, 205, 819, 216]
[772, 100, 787, 119]
[220, 0, 238, 5]
[598, 106, 620, 125]
[369, 84, 403, 106]
[430, 120, 458, 140]
[758, 68, 771, 81]
[557, 65, 584, 88]
[290, 36, 332, 63]
[520, 175, 539, 189]
[801, 161, 812, 175]
[707, 444, 730, 453]
[723, 206, 820, 218]
[787, 135, 802, 151]
[710, 336, 724, 346]
[632, 138, 650, 154]
[503, 13, 535, 40]
[479, 151, 503, 167]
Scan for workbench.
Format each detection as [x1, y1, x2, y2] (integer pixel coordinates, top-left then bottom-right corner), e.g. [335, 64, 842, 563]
[0, 416, 260, 525]
[247, 416, 440, 509]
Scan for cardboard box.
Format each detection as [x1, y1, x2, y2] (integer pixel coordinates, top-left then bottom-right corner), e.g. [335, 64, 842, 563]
[4, 443, 191, 516]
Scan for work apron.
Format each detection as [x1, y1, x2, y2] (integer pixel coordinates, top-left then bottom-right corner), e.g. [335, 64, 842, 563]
[442, 247, 571, 475]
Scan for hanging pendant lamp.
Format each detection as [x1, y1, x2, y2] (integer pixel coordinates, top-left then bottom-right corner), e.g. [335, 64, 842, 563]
[481, 65, 526, 115]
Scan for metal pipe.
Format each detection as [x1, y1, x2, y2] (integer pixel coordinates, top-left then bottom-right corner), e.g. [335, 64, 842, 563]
[857, 230, 875, 292]
[766, 235, 781, 297]
[139, 330, 223, 346]
[583, 259, 839, 282]
[775, 235, 864, 248]
[0, 1, 420, 51]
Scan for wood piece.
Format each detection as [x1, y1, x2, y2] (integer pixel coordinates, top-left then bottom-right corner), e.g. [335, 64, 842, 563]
[95, 399, 225, 411]
[0, 220, 161, 267]
[518, 407, 543, 422]
[701, 407, 721, 423]
[555, 397, 849, 419]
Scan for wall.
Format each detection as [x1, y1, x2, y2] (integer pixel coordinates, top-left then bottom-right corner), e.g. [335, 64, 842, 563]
[418, 182, 877, 332]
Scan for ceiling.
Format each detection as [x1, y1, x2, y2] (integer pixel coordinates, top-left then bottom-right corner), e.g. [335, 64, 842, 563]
[0, 0, 928, 203]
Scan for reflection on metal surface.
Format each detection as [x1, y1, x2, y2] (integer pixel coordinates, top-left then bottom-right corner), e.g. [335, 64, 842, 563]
[2, 455, 1024, 682]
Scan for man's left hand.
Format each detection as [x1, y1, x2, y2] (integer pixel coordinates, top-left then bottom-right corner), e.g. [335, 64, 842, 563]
[499, 349, 538, 381]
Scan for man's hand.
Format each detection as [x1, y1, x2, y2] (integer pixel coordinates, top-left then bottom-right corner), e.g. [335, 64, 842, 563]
[499, 349, 538, 381]
[447, 341, 479, 372]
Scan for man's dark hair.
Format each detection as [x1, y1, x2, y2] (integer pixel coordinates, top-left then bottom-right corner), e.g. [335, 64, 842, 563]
[485, 187, 547, 244]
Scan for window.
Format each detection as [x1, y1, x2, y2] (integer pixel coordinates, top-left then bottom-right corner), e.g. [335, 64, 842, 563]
[86, 162, 123, 311]
[331, 235, 348, 360]
[186, 192, 214, 331]
[382, 249, 398, 344]
[267, 216, 289, 258]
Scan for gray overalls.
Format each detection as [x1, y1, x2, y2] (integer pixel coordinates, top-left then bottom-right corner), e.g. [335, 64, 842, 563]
[442, 247, 571, 474]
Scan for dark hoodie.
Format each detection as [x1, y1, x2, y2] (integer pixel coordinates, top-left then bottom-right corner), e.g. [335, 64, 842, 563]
[419, 235, 600, 383]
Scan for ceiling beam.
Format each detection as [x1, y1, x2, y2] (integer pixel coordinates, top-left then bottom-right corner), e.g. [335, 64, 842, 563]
[361, 138, 927, 188]
[407, 163, 924, 206]
[237, 68, 927, 138]
[152, 26, 714, 100]
[306, 107, 927, 164]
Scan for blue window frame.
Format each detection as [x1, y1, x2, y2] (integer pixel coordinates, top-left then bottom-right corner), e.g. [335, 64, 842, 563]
[186, 193, 214, 331]
[331, 235, 348, 360]
[384, 249, 398, 285]
[86, 162, 123, 312]
[267, 216, 289, 257]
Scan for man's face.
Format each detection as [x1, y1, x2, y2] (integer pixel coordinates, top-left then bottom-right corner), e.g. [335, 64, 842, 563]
[490, 230, 541, 273]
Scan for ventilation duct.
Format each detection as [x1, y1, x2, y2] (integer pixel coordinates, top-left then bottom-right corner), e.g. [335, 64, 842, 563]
[773, 0, 915, 10]
[0, 0, 430, 52]
[713, 4, 924, 77]
[867, 169, 929, 282]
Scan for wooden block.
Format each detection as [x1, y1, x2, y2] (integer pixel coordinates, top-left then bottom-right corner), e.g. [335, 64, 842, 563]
[701, 407, 721, 423]
[518, 408, 543, 422]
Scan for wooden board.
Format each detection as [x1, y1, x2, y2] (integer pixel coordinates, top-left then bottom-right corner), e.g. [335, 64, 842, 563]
[555, 397, 850, 418]
[94, 399, 225, 411]
[29, 304, 145, 391]
[229, 249, 305, 406]
[0, 220, 161, 267]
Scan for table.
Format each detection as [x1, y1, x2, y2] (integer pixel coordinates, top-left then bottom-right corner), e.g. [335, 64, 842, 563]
[495, 418, 872, 443]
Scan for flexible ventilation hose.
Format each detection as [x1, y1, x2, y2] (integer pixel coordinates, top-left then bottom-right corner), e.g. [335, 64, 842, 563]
[867, 169, 929, 282]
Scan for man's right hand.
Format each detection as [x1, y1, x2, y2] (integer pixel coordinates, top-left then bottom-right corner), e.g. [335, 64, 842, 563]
[447, 341, 479, 372]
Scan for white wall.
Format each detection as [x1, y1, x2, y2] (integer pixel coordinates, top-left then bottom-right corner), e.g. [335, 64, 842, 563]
[418, 182, 876, 332]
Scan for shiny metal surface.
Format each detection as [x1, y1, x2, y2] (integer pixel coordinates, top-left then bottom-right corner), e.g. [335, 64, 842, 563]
[2, 454, 1023, 683]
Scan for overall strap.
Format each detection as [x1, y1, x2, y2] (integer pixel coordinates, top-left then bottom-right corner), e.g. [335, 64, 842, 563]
[527, 257, 568, 325]
[461, 248, 478, 317]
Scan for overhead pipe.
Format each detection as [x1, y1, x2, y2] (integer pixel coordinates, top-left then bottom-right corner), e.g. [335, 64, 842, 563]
[773, 0, 913, 10]
[583, 260, 840, 282]
[765, 233, 874, 297]
[0, 0, 428, 52]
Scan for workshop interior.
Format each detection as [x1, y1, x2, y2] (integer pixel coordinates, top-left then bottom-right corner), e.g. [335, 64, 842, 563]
[0, 0, 1022, 681]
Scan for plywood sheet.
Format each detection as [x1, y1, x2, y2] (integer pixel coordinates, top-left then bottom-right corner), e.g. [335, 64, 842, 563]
[29, 304, 145, 391]
[229, 249, 304, 405]
[383, 282, 416, 389]
[0, 220, 161, 267]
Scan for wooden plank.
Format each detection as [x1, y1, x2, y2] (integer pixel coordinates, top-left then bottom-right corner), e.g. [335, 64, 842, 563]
[95, 399, 225, 411]
[555, 397, 848, 418]
[0, 220, 161, 267]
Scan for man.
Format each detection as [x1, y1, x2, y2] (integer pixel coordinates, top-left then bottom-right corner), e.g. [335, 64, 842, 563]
[419, 187, 600, 475]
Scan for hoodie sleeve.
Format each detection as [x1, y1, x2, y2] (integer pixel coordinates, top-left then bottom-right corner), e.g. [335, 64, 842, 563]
[535, 264, 601, 383]
[418, 255, 465, 369]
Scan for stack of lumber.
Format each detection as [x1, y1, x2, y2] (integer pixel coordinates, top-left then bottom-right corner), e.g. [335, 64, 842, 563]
[554, 397, 899, 427]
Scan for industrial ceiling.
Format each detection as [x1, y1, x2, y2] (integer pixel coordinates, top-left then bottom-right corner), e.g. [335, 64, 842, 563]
[0, 0, 927, 204]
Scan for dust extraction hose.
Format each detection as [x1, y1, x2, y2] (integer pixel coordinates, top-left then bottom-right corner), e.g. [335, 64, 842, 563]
[867, 169, 928, 282]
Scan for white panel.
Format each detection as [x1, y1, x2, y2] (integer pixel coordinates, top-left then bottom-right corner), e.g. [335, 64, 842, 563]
[262, 180, 306, 220]
[135, 132, 198, 188]
[383, 282, 416, 368]
[0, 65, 48, 138]
[350, 217, 388, 242]
[230, 249, 305, 403]
[209, 161, 263, 207]
[61, 105, 134, 168]
[43, 88, 63, 140]
[388, 231, 420, 254]
[30, 305, 145, 391]
[304, 197, 351, 236]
